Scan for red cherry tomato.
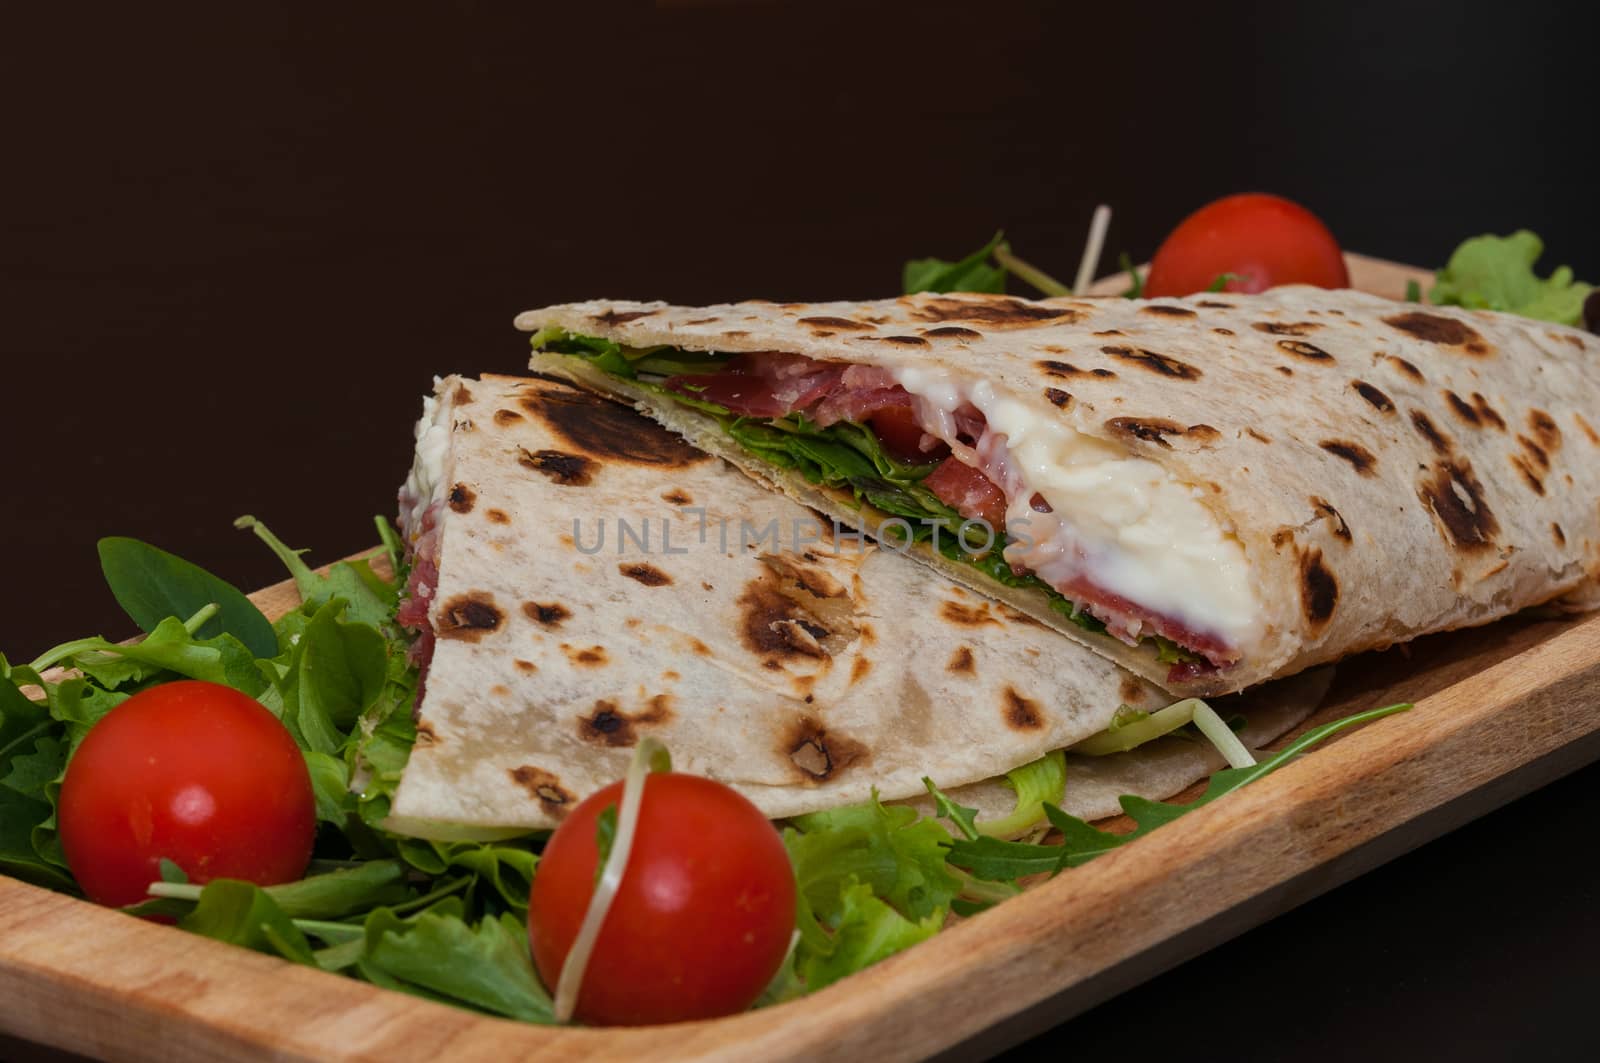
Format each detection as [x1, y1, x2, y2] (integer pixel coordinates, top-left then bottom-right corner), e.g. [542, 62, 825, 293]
[869, 406, 946, 464]
[528, 772, 796, 1026]
[58, 680, 316, 907]
[1144, 193, 1350, 297]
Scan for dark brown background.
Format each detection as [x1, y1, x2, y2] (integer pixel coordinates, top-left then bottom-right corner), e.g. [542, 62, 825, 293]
[3, 2, 1598, 1060]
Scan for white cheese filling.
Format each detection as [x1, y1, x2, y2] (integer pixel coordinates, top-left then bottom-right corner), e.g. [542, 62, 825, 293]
[894, 367, 1260, 652]
[401, 382, 454, 539]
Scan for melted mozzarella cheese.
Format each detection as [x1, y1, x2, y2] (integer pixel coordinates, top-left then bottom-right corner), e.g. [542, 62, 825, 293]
[894, 367, 1260, 649]
[402, 383, 453, 538]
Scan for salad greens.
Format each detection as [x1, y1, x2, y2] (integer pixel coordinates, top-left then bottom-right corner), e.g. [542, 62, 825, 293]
[1430, 230, 1593, 327]
[0, 521, 555, 1021]
[0, 513, 1418, 1025]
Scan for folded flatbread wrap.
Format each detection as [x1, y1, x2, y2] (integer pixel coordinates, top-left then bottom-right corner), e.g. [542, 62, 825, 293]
[515, 289, 1600, 696]
[388, 374, 1317, 838]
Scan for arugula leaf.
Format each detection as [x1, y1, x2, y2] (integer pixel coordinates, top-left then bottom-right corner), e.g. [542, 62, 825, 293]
[97, 537, 277, 659]
[950, 702, 1414, 882]
[1206, 273, 1245, 292]
[360, 901, 553, 1022]
[235, 516, 396, 628]
[1405, 279, 1423, 303]
[903, 231, 1008, 294]
[1119, 252, 1145, 298]
[1430, 230, 1592, 326]
[921, 779, 981, 841]
[180, 879, 318, 966]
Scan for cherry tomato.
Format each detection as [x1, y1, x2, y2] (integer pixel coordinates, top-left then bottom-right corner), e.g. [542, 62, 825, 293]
[58, 680, 316, 907]
[869, 406, 946, 464]
[528, 772, 796, 1026]
[1144, 193, 1350, 297]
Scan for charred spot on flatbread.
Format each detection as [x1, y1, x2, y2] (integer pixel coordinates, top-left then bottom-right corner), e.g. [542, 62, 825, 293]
[1310, 496, 1352, 542]
[590, 308, 658, 326]
[940, 600, 1001, 627]
[737, 574, 851, 661]
[784, 717, 869, 781]
[520, 387, 707, 468]
[1141, 305, 1197, 318]
[1444, 391, 1484, 427]
[1527, 409, 1561, 451]
[1469, 394, 1506, 430]
[447, 483, 476, 513]
[1119, 674, 1151, 706]
[1383, 311, 1491, 355]
[1244, 427, 1272, 444]
[1002, 688, 1045, 731]
[1298, 547, 1339, 633]
[910, 294, 1083, 329]
[1418, 458, 1499, 552]
[486, 508, 511, 524]
[562, 644, 609, 667]
[493, 409, 524, 426]
[922, 326, 983, 340]
[1037, 359, 1115, 380]
[1575, 413, 1600, 447]
[1352, 381, 1395, 413]
[513, 659, 537, 674]
[799, 316, 872, 331]
[452, 382, 474, 405]
[1385, 355, 1425, 382]
[1409, 410, 1452, 455]
[1104, 417, 1220, 450]
[849, 657, 872, 686]
[1516, 434, 1551, 471]
[435, 592, 504, 641]
[1276, 339, 1334, 363]
[1101, 345, 1202, 380]
[523, 601, 571, 628]
[661, 488, 693, 505]
[619, 562, 673, 587]
[1212, 327, 1236, 336]
[1253, 321, 1321, 337]
[509, 766, 573, 816]
[1044, 387, 1072, 408]
[578, 695, 674, 748]
[1511, 454, 1546, 495]
[517, 446, 596, 486]
[875, 334, 930, 346]
[1553, 522, 1567, 547]
[1197, 300, 1235, 309]
[1092, 330, 1124, 337]
[946, 646, 976, 675]
[414, 720, 437, 746]
[1319, 440, 1378, 476]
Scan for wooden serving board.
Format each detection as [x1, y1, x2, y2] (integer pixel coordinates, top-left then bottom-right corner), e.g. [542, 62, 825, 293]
[6, 256, 1600, 1063]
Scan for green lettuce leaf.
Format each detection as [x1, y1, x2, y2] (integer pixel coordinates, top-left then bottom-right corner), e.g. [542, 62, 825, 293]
[1430, 231, 1592, 326]
[949, 702, 1413, 882]
[785, 794, 957, 989]
[903, 231, 1008, 294]
[360, 901, 553, 1022]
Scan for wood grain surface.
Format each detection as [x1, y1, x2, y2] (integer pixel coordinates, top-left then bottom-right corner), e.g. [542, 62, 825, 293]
[6, 256, 1599, 1062]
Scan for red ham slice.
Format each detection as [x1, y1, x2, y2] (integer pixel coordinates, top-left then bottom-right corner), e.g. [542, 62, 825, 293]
[923, 457, 1008, 530]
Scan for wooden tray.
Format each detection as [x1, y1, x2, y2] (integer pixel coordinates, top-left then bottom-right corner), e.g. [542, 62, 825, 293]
[7, 256, 1600, 1063]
